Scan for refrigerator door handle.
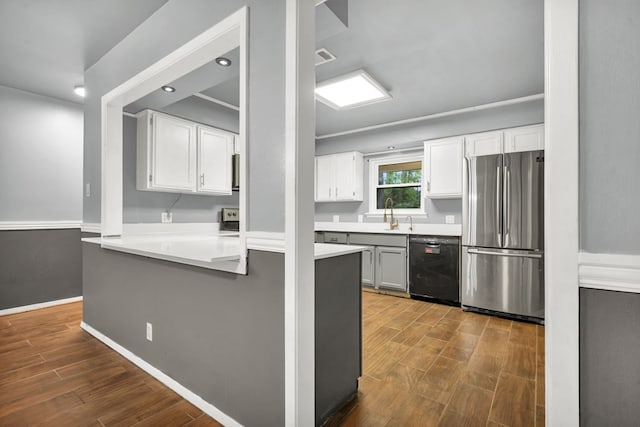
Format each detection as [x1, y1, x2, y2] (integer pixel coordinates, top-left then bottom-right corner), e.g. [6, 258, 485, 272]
[467, 248, 543, 259]
[496, 163, 502, 246]
[504, 164, 510, 240]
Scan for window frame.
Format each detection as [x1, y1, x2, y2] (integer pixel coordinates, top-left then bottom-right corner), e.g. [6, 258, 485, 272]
[368, 153, 425, 216]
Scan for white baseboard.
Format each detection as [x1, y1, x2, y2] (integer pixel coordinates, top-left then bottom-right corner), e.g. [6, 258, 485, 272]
[579, 252, 640, 294]
[80, 322, 242, 427]
[0, 296, 83, 316]
[81, 223, 102, 233]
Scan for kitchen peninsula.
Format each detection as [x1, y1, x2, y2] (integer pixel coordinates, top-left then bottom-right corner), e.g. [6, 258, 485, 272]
[82, 232, 365, 425]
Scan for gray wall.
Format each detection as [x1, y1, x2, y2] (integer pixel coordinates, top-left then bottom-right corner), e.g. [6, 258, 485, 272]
[0, 85, 83, 221]
[315, 98, 543, 224]
[83, 244, 285, 426]
[580, 288, 640, 426]
[123, 97, 239, 223]
[579, 0, 640, 255]
[0, 229, 82, 309]
[83, 0, 287, 233]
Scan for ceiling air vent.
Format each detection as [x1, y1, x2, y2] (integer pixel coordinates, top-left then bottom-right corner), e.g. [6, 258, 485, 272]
[315, 48, 336, 66]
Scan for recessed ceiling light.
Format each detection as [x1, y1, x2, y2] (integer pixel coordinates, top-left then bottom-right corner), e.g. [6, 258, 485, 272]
[215, 57, 232, 67]
[315, 70, 391, 110]
[74, 85, 86, 97]
[161, 85, 176, 93]
[387, 146, 396, 150]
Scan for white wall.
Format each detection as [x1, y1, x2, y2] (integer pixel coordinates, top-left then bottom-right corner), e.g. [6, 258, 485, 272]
[0, 85, 83, 221]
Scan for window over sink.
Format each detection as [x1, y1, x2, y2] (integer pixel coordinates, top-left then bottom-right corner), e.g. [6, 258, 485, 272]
[368, 154, 424, 215]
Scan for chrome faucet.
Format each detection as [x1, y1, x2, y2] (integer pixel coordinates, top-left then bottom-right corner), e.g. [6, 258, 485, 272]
[406, 215, 413, 232]
[383, 197, 398, 230]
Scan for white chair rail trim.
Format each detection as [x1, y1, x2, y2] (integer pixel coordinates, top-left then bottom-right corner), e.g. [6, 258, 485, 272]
[579, 252, 640, 294]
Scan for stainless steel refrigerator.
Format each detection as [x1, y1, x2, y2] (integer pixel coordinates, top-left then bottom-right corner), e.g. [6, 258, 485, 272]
[462, 150, 544, 322]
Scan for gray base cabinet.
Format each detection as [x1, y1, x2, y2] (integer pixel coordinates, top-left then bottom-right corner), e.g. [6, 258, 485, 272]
[375, 246, 407, 291]
[361, 246, 375, 287]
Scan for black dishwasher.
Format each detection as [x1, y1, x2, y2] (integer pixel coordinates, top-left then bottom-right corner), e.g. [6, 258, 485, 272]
[409, 236, 460, 305]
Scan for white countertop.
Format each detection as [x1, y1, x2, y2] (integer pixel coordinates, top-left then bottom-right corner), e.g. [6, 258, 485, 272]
[315, 221, 462, 236]
[82, 233, 368, 270]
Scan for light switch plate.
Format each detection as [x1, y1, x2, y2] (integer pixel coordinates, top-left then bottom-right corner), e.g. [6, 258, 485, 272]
[333, 215, 339, 223]
[357, 215, 363, 223]
[445, 215, 455, 224]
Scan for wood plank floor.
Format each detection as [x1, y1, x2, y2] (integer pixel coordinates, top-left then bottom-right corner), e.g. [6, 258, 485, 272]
[2, 295, 543, 426]
[0, 302, 221, 426]
[329, 291, 545, 427]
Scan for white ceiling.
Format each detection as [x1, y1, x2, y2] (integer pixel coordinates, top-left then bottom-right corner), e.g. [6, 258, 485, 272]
[0, 0, 169, 103]
[0, 0, 543, 137]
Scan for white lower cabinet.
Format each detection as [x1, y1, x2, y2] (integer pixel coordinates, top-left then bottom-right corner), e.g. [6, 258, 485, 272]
[375, 246, 407, 292]
[361, 246, 376, 287]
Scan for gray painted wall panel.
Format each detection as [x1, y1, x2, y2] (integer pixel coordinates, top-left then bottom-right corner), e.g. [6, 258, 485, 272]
[580, 288, 640, 426]
[579, 0, 640, 254]
[82, 245, 285, 426]
[122, 97, 239, 223]
[0, 229, 82, 309]
[0, 85, 83, 221]
[83, 0, 287, 232]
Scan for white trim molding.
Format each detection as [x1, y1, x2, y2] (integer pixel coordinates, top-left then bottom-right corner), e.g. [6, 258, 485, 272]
[544, 0, 580, 425]
[579, 252, 640, 293]
[0, 296, 83, 316]
[80, 322, 241, 427]
[246, 231, 286, 253]
[81, 223, 102, 233]
[0, 221, 81, 231]
[193, 93, 240, 111]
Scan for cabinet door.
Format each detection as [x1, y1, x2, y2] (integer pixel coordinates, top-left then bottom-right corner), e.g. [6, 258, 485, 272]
[197, 126, 233, 195]
[375, 246, 407, 291]
[315, 155, 335, 201]
[504, 124, 544, 153]
[151, 113, 197, 191]
[425, 137, 463, 198]
[464, 131, 503, 158]
[361, 246, 375, 287]
[334, 152, 356, 201]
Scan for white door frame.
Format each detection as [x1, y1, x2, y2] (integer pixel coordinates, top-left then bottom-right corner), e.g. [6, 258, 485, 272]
[99, 7, 248, 274]
[284, 0, 316, 425]
[544, 0, 580, 425]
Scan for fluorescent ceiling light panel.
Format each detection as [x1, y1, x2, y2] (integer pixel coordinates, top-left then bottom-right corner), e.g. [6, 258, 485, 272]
[315, 70, 391, 110]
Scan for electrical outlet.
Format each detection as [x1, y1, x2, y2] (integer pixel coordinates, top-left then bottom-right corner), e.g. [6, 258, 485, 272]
[146, 322, 153, 341]
[85, 183, 91, 198]
[445, 215, 455, 224]
[333, 215, 340, 223]
[161, 212, 172, 223]
[357, 215, 363, 223]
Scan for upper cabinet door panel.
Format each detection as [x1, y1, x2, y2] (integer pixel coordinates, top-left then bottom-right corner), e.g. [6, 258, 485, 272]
[315, 155, 335, 201]
[152, 113, 196, 191]
[504, 124, 544, 153]
[465, 131, 503, 158]
[198, 126, 233, 195]
[334, 152, 356, 200]
[425, 137, 463, 198]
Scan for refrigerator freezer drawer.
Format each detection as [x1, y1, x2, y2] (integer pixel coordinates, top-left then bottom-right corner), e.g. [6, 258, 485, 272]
[462, 247, 544, 319]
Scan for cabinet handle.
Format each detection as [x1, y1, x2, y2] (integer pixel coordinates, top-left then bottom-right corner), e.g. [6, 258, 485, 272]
[369, 251, 372, 264]
[200, 174, 205, 186]
[427, 181, 431, 192]
[379, 252, 382, 265]
[329, 188, 332, 198]
[336, 187, 339, 198]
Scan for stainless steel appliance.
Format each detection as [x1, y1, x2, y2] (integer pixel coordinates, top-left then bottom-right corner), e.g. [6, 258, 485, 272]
[220, 207, 239, 231]
[232, 154, 240, 191]
[462, 150, 544, 322]
[409, 236, 460, 305]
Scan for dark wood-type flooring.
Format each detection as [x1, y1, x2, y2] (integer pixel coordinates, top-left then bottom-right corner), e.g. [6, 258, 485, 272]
[0, 302, 221, 426]
[1, 294, 544, 426]
[328, 291, 545, 427]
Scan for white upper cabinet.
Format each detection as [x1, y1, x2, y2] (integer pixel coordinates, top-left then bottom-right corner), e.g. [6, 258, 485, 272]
[137, 110, 234, 195]
[424, 137, 463, 198]
[197, 125, 234, 195]
[504, 124, 544, 153]
[464, 131, 503, 157]
[315, 152, 364, 202]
